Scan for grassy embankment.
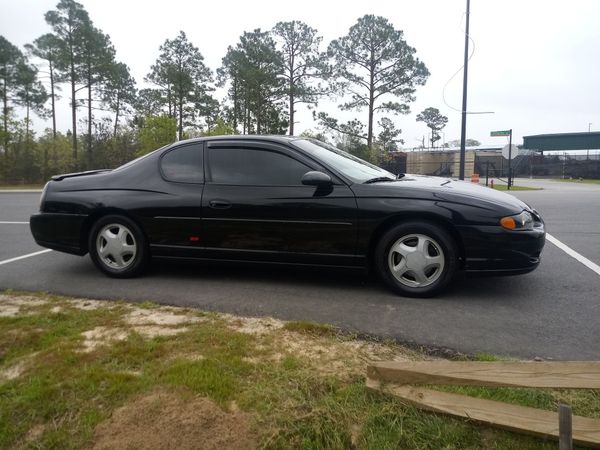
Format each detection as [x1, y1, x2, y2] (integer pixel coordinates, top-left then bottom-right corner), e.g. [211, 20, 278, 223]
[0, 291, 597, 449]
[557, 178, 600, 185]
[490, 184, 542, 191]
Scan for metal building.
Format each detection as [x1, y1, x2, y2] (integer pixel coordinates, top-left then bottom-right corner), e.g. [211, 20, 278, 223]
[523, 132, 600, 152]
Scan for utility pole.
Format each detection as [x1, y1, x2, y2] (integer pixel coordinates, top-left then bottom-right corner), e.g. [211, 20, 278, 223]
[507, 129, 513, 190]
[588, 123, 592, 160]
[458, 0, 470, 180]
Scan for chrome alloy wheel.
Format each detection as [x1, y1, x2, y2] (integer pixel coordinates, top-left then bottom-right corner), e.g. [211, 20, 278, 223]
[96, 223, 137, 270]
[387, 233, 445, 288]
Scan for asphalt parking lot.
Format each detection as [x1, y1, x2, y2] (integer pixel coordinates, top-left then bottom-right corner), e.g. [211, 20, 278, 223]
[1, 179, 599, 360]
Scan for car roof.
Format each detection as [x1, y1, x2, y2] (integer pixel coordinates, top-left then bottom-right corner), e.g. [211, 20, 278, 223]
[173, 135, 302, 146]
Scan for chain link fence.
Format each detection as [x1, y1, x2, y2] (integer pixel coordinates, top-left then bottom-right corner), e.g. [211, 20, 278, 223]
[381, 150, 600, 180]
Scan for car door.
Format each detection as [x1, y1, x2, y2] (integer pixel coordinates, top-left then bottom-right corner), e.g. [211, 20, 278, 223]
[145, 142, 205, 259]
[201, 140, 360, 267]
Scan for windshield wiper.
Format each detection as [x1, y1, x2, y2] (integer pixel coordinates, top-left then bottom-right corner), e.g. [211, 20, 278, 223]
[363, 176, 396, 184]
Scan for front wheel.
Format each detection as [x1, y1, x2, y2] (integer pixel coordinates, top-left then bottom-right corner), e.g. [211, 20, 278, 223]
[375, 221, 458, 297]
[88, 215, 148, 278]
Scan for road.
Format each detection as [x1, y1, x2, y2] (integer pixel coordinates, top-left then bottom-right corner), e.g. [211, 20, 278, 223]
[1, 180, 599, 360]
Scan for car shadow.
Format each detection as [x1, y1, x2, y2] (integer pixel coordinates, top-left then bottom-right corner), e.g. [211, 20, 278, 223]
[149, 258, 376, 288]
[147, 258, 529, 304]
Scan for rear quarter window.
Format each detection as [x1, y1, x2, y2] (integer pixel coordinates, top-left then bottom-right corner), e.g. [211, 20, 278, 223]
[161, 144, 203, 183]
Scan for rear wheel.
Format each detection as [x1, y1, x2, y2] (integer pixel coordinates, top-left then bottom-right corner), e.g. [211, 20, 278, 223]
[89, 215, 148, 278]
[375, 221, 458, 297]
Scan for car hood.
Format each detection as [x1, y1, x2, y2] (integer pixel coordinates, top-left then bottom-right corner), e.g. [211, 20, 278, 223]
[359, 174, 530, 213]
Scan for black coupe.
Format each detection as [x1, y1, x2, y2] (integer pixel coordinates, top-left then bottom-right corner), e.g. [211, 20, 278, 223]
[30, 136, 545, 297]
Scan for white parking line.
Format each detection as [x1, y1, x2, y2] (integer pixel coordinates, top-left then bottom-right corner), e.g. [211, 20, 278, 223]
[0, 249, 52, 266]
[0, 221, 29, 224]
[546, 233, 600, 276]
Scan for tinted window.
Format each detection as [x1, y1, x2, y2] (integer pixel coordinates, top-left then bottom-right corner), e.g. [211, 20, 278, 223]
[208, 148, 311, 185]
[161, 144, 203, 183]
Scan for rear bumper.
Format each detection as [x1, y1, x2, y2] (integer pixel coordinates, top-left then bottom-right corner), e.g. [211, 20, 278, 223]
[30, 212, 88, 256]
[457, 224, 546, 276]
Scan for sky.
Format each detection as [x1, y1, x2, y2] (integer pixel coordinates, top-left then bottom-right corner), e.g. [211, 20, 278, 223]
[1, 0, 599, 149]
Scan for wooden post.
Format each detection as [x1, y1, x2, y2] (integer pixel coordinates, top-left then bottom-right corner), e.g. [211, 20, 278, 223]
[559, 404, 573, 450]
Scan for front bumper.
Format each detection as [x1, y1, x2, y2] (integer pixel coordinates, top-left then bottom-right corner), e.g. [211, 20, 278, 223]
[30, 212, 88, 256]
[457, 223, 546, 276]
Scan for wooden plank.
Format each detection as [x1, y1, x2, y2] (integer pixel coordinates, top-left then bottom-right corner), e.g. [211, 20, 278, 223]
[367, 361, 600, 388]
[367, 377, 600, 448]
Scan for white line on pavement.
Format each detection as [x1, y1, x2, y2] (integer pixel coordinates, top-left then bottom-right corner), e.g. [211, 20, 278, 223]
[0, 221, 29, 224]
[546, 233, 600, 277]
[0, 249, 52, 266]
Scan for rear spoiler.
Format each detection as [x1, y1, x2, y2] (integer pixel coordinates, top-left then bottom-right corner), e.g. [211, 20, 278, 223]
[51, 169, 112, 181]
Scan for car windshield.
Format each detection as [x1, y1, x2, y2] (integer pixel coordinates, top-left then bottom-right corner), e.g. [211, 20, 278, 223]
[292, 138, 396, 183]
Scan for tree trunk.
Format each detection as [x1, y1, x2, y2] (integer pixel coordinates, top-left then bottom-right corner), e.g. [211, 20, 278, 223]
[256, 94, 262, 135]
[243, 96, 247, 134]
[167, 85, 172, 117]
[113, 94, 120, 138]
[232, 77, 238, 129]
[69, 38, 77, 164]
[2, 69, 8, 152]
[367, 59, 375, 150]
[288, 51, 295, 136]
[289, 89, 294, 136]
[87, 62, 93, 168]
[25, 98, 30, 143]
[178, 95, 183, 141]
[49, 60, 56, 140]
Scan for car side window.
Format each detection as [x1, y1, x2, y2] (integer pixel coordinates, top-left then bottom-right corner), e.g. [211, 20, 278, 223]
[208, 147, 311, 186]
[161, 144, 203, 183]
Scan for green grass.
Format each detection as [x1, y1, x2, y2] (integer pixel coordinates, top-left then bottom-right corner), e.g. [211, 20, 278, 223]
[0, 291, 597, 449]
[282, 320, 337, 336]
[490, 184, 542, 191]
[0, 184, 44, 190]
[557, 178, 600, 185]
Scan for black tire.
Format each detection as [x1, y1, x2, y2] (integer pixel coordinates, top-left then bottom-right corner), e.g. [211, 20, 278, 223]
[88, 215, 149, 278]
[375, 221, 458, 297]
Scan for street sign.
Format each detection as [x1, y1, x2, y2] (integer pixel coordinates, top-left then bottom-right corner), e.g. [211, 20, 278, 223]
[502, 144, 519, 160]
[491, 130, 511, 137]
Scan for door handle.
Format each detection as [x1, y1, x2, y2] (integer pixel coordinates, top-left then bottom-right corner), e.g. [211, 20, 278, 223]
[208, 199, 232, 209]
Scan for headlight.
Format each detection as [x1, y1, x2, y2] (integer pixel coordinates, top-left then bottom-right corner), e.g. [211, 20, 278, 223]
[500, 211, 534, 230]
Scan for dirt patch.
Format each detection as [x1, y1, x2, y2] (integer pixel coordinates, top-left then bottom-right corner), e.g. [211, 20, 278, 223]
[21, 424, 46, 447]
[0, 304, 21, 317]
[225, 315, 285, 335]
[80, 325, 191, 351]
[81, 326, 129, 352]
[133, 326, 188, 338]
[67, 299, 114, 310]
[91, 389, 258, 450]
[262, 331, 416, 378]
[0, 360, 27, 381]
[125, 308, 204, 326]
[0, 295, 47, 307]
[169, 352, 205, 363]
[0, 295, 47, 316]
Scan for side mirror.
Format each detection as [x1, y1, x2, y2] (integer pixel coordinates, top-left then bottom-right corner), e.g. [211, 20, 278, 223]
[301, 171, 332, 187]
